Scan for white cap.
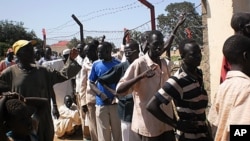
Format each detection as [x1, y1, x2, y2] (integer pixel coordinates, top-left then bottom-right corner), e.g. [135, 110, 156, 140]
[62, 48, 71, 55]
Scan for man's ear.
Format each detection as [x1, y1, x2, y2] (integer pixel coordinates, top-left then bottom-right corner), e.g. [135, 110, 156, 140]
[243, 51, 248, 61]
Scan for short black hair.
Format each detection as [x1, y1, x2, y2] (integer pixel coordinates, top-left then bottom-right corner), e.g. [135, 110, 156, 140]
[64, 95, 72, 101]
[140, 31, 151, 43]
[223, 34, 250, 65]
[147, 30, 164, 43]
[4, 99, 33, 121]
[85, 42, 98, 51]
[76, 43, 84, 49]
[91, 39, 100, 47]
[178, 38, 197, 57]
[231, 12, 250, 32]
[99, 41, 113, 53]
[126, 39, 139, 51]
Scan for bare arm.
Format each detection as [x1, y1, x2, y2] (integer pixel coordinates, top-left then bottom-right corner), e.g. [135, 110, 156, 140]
[147, 93, 199, 133]
[161, 13, 186, 57]
[146, 95, 177, 128]
[89, 81, 108, 100]
[116, 66, 156, 95]
[102, 84, 116, 95]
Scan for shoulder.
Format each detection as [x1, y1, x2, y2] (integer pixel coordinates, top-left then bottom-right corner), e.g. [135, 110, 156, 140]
[112, 57, 121, 64]
[171, 68, 185, 81]
[1, 64, 16, 73]
[130, 56, 145, 66]
[115, 62, 127, 68]
[92, 59, 102, 66]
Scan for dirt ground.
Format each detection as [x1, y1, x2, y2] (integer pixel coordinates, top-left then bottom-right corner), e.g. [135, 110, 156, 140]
[53, 128, 91, 141]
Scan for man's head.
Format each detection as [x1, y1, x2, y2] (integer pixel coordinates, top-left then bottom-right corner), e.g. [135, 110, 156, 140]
[91, 39, 100, 48]
[12, 40, 36, 64]
[6, 48, 14, 62]
[147, 30, 164, 59]
[44, 45, 52, 60]
[124, 39, 140, 63]
[223, 34, 250, 75]
[231, 12, 250, 37]
[179, 39, 202, 68]
[76, 44, 86, 59]
[97, 41, 113, 61]
[84, 43, 98, 62]
[62, 48, 71, 62]
[140, 31, 150, 54]
[64, 95, 73, 108]
[4, 99, 34, 137]
[33, 46, 42, 61]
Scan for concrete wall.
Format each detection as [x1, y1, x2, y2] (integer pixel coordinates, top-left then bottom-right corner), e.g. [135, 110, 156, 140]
[233, 0, 250, 12]
[206, 0, 250, 102]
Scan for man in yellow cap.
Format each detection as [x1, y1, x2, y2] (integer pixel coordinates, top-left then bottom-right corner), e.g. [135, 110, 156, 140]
[0, 39, 82, 141]
[12, 40, 37, 55]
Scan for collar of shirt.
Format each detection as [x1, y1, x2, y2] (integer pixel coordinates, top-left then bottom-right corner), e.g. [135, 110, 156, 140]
[226, 70, 250, 80]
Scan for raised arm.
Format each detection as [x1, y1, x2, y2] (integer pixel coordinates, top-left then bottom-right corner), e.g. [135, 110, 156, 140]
[161, 13, 186, 57]
[59, 48, 82, 80]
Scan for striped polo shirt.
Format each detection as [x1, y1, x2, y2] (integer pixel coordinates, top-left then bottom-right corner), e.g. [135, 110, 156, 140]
[155, 67, 209, 140]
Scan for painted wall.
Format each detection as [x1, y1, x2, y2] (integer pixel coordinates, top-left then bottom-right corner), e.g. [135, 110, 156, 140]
[206, 0, 250, 102]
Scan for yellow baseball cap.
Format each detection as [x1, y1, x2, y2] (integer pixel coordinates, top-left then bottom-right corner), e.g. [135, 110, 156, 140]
[12, 40, 37, 55]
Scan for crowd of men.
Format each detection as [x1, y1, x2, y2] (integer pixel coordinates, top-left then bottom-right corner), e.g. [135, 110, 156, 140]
[0, 12, 250, 141]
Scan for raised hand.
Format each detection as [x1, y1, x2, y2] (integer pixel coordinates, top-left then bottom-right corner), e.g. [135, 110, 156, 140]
[123, 28, 130, 45]
[101, 35, 106, 43]
[177, 12, 186, 26]
[70, 47, 79, 60]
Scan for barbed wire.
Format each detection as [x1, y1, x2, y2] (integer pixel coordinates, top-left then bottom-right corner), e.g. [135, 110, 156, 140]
[46, 0, 166, 34]
[47, 1, 202, 48]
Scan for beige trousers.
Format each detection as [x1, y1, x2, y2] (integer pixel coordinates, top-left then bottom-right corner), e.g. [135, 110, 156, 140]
[96, 104, 122, 141]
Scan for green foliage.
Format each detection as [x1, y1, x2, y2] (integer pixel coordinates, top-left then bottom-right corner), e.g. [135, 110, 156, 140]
[67, 37, 80, 49]
[0, 20, 38, 45]
[157, 1, 203, 46]
[0, 20, 42, 57]
[130, 30, 142, 42]
[0, 42, 10, 57]
[85, 36, 95, 44]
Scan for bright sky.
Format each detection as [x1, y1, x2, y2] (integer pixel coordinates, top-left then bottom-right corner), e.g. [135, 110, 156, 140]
[1, 0, 201, 47]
